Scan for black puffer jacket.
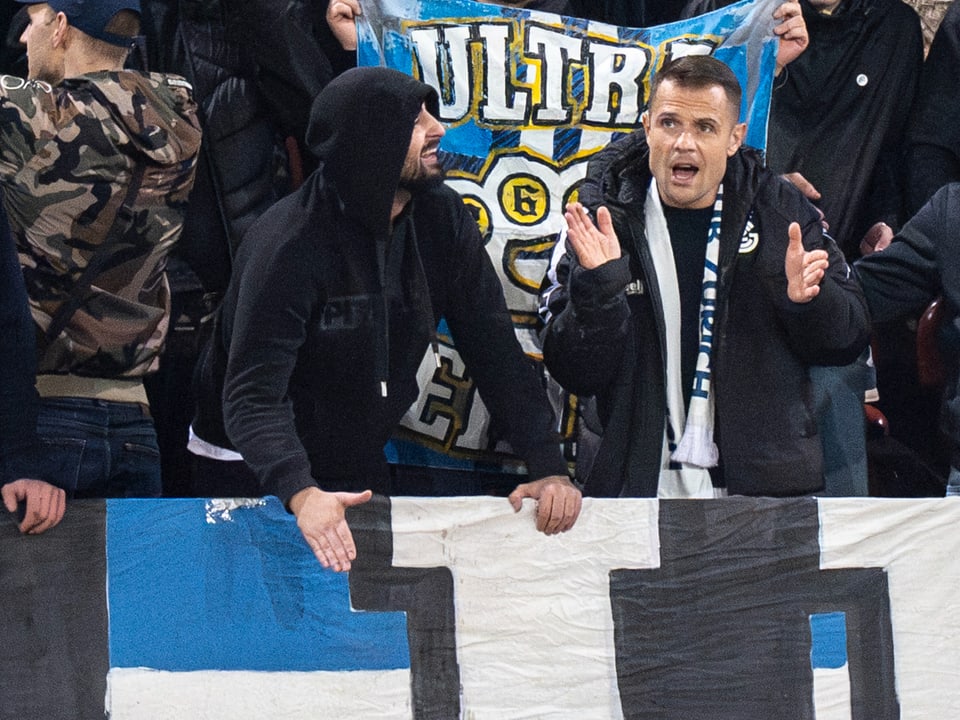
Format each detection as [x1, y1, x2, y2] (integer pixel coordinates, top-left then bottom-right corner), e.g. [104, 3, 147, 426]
[541, 132, 871, 497]
[141, 0, 298, 293]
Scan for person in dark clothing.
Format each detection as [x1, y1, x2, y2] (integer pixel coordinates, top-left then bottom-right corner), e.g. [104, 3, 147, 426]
[0, 200, 66, 534]
[222, 0, 349, 146]
[854, 183, 960, 496]
[763, 0, 923, 497]
[765, 0, 923, 260]
[191, 66, 582, 572]
[539, 56, 870, 499]
[904, 1, 960, 217]
[138, 0, 306, 496]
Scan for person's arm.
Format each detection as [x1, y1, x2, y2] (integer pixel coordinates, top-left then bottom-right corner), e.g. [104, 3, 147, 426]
[221, 229, 371, 571]
[853, 184, 958, 325]
[766, 192, 871, 366]
[0, 198, 65, 534]
[439, 199, 581, 534]
[539, 203, 635, 396]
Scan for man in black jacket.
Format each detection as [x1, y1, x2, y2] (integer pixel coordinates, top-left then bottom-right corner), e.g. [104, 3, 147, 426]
[192, 66, 581, 572]
[854, 183, 960, 496]
[539, 56, 870, 498]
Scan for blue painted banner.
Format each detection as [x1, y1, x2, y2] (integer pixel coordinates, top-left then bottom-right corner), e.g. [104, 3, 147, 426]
[107, 498, 409, 672]
[357, 0, 782, 471]
[4, 496, 960, 718]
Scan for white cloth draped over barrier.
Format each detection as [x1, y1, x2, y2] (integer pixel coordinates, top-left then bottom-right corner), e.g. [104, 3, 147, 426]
[3, 496, 960, 719]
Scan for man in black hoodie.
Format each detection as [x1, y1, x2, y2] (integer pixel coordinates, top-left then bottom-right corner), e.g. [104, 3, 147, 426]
[192, 66, 581, 572]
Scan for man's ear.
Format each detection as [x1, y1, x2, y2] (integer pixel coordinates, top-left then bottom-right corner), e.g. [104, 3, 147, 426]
[640, 110, 651, 137]
[51, 12, 69, 48]
[727, 121, 747, 157]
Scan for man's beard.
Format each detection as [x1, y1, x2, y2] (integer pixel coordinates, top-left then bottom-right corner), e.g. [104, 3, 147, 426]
[397, 171, 446, 195]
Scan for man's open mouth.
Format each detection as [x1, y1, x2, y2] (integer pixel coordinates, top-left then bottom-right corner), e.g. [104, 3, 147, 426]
[672, 164, 699, 181]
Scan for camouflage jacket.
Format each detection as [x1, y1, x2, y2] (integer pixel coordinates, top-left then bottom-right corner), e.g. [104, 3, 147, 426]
[0, 70, 202, 378]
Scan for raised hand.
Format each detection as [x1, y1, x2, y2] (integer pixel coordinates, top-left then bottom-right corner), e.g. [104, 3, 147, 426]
[785, 221, 828, 303]
[326, 0, 362, 51]
[564, 202, 621, 270]
[773, 1, 809, 74]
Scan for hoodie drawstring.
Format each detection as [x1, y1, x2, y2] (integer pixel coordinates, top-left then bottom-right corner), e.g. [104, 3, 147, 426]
[375, 236, 390, 397]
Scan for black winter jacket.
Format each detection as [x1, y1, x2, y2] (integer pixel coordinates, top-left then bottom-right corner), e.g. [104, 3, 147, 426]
[766, 0, 923, 259]
[541, 133, 871, 497]
[193, 68, 567, 504]
[140, 0, 295, 293]
[855, 183, 960, 465]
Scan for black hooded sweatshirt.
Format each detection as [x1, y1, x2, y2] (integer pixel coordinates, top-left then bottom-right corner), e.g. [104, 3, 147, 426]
[192, 67, 567, 504]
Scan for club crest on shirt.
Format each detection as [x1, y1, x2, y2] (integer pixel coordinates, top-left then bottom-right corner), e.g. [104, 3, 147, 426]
[739, 216, 760, 254]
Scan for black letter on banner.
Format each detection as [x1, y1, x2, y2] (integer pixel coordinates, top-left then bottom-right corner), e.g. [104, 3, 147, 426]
[348, 496, 461, 720]
[608, 498, 899, 719]
[0, 500, 109, 720]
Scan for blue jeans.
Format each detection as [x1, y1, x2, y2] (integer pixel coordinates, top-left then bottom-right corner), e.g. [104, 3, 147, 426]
[34, 397, 162, 498]
[811, 354, 874, 497]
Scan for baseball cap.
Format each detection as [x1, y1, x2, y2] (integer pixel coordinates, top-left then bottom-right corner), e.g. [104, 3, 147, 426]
[16, 0, 141, 47]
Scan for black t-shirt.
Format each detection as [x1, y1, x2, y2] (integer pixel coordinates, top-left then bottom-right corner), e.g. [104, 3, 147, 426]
[663, 204, 713, 409]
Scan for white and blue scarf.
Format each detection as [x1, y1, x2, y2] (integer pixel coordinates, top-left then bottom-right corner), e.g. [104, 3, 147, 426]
[644, 178, 722, 498]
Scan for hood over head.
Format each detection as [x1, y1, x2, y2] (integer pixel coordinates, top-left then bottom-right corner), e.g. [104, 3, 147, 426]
[305, 66, 440, 236]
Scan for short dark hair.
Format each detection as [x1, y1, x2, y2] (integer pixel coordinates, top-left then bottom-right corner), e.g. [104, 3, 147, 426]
[73, 10, 140, 62]
[103, 8, 141, 38]
[649, 55, 742, 118]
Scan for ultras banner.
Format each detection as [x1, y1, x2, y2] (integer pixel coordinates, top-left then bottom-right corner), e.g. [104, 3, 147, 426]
[357, 0, 782, 471]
